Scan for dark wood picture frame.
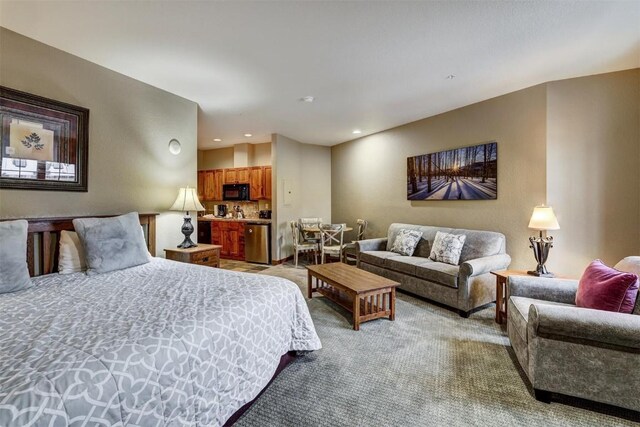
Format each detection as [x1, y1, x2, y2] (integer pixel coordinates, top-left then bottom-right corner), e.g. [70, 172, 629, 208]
[0, 86, 89, 191]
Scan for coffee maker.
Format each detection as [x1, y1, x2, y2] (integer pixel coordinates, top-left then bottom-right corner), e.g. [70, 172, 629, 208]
[215, 204, 227, 218]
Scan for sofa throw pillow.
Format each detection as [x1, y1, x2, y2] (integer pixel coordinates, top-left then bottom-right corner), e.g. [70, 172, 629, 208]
[0, 219, 32, 293]
[73, 212, 152, 275]
[390, 229, 423, 256]
[576, 259, 639, 314]
[58, 231, 87, 275]
[430, 231, 466, 265]
[613, 257, 640, 314]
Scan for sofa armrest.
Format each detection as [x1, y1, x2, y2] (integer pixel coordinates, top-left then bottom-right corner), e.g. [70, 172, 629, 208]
[528, 304, 640, 349]
[509, 275, 578, 304]
[356, 238, 388, 253]
[460, 254, 511, 278]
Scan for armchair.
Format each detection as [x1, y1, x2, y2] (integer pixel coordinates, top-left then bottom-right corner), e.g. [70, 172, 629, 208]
[507, 257, 640, 412]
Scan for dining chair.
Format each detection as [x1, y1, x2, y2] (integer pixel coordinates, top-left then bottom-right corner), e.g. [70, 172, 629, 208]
[298, 217, 323, 245]
[342, 219, 368, 264]
[290, 220, 317, 267]
[319, 223, 345, 264]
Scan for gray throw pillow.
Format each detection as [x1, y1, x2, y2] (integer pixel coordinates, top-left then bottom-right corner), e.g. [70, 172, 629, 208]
[430, 231, 466, 265]
[73, 212, 151, 275]
[390, 229, 424, 256]
[0, 219, 32, 293]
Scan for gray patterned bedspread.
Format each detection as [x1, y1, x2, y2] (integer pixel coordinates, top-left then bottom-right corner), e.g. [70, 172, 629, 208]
[0, 258, 321, 426]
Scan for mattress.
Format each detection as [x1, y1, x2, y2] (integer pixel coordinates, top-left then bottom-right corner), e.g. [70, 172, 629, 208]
[0, 258, 321, 426]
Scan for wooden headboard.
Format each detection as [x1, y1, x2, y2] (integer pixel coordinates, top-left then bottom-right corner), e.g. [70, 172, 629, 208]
[1, 213, 158, 277]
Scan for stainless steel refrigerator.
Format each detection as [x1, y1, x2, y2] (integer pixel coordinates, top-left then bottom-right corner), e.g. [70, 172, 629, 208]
[244, 223, 270, 264]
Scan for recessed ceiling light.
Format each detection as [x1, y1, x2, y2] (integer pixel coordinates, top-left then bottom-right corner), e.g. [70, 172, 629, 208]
[213, 138, 222, 142]
[446, 74, 456, 80]
[352, 130, 362, 134]
[301, 96, 315, 103]
[244, 133, 253, 137]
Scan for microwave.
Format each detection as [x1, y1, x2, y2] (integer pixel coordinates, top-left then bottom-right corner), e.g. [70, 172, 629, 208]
[222, 183, 250, 201]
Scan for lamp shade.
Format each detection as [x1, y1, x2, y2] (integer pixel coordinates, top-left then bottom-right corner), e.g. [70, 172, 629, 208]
[528, 205, 560, 230]
[170, 187, 205, 212]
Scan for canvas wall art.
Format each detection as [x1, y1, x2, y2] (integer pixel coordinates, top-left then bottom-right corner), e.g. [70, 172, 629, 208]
[407, 142, 497, 200]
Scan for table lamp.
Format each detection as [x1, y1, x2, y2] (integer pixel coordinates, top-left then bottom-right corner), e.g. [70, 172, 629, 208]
[527, 205, 560, 277]
[170, 186, 205, 248]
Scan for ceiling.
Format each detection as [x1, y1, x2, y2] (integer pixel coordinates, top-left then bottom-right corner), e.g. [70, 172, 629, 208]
[1, 1, 639, 149]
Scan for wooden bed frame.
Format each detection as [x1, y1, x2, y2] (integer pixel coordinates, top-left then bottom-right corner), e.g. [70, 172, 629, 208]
[1, 213, 157, 277]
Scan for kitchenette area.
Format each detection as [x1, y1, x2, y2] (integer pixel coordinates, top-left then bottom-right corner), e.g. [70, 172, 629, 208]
[197, 142, 273, 264]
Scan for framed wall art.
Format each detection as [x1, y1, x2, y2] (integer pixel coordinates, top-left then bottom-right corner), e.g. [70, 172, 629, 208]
[407, 141, 497, 200]
[0, 86, 89, 191]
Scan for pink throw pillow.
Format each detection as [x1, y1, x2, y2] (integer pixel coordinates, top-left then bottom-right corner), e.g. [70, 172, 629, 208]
[576, 259, 639, 313]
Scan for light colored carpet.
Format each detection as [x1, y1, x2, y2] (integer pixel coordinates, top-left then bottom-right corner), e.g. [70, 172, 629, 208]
[235, 264, 638, 426]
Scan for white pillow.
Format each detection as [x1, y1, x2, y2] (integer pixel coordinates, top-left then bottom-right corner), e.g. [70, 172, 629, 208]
[390, 229, 423, 256]
[430, 231, 466, 265]
[58, 230, 87, 274]
[58, 226, 150, 274]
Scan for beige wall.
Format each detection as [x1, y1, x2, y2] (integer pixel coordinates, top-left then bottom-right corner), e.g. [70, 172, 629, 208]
[332, 69, 640, 277]
[0, 28, 198, 256]
[332, 85, 548, 272]
[198, 147, 234, 170]
[272, 134, 331, 261]
[198, 143, 271, 170]
[546, 69, 640, 275]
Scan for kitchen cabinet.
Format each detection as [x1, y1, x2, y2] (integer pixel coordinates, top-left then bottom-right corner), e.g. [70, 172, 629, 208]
[213, 169, 223, 201]
[224, 168, 249, 184]
[263, 166, 272, 200]
[210, 221, 245, 260]
[204, 170, 215, 201]
[249, 167, 263, 200]
[197, 171, 205, 201]
[199, 166, 271, 202]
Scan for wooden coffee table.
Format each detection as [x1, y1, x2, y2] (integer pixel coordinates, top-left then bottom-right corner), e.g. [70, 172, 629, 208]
[307, 263, 400, 331]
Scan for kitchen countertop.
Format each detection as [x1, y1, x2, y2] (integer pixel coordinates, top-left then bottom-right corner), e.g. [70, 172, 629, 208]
[197, 216, 272, 224]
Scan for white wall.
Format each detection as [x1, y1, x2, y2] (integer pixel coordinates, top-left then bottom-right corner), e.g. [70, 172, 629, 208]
[0, 28, 198, 256]
[272, 134, 331, 261]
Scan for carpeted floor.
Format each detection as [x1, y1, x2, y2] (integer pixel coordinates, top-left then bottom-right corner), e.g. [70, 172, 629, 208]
[233, 263, 639, 426]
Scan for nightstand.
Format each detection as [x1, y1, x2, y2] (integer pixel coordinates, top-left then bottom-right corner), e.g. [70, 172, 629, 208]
[164, 244, 222, 268]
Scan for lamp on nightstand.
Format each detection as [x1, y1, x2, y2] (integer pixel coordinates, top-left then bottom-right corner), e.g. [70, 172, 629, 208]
[170, 186, 205, 249]
[527, 205, 560, 277]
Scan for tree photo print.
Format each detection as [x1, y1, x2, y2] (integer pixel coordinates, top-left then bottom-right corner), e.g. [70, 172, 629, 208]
[407, 142, 497, 200]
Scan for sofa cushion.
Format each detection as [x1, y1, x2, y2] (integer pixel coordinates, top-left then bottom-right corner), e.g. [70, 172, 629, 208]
[359, 251, 399, 268]
[509, 296, 573, 344]
[414, 260, 460, 288]
[390, 229, 423, 256]
[614, 256, 640, 315]
[387, 223, 450, 252]
[576, 259, 639, 314]
[385, 256, 430, 276]
[430, 231, 466, 265]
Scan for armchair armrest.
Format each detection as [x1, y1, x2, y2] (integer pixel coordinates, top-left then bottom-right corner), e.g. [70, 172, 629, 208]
[460, 254, 511, 278]
[529, 304, 640, 349]
[356, 238, 388, 253]
[509, 275, 578, 304]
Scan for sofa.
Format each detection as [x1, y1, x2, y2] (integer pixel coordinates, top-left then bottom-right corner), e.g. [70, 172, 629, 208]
[356, 223, 511, 317]
[507, 256, 640, 411]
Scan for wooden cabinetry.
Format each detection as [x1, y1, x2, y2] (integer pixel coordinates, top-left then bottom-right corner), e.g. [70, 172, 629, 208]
[210, 221, 245, 260]
[199, 166, 271, 202]
[249, 166, 264, 200]
[224, 168, 249, 184]
[263, 166, 272, 200]
[197, 171, 205, 201]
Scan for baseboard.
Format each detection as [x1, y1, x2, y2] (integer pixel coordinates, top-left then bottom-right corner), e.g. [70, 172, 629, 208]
[271, 255, 294, 265]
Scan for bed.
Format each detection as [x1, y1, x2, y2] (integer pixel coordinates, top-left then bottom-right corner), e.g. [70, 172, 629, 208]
[0, 214, 321, 426]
